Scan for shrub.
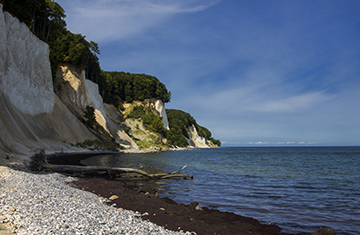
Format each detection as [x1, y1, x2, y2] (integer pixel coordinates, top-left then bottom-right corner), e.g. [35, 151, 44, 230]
[83, 106, 96, 129]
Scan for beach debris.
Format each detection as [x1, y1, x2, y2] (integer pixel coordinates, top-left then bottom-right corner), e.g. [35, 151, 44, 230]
[109, 195, 119, 200]
[31, 150, 193, 181]
[308, 227, 336, 235]
[189, 202, 203, 212]
[44, 163, 193, 180]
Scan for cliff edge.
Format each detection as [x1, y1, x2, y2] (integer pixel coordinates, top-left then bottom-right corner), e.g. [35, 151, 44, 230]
[54, 63, 137, 149]
[0, 3, 219, 161]
[0, 4, 97, 158]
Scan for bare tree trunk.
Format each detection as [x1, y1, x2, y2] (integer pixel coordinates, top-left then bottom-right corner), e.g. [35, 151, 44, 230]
[31, 8, 36, 33]
[46, 23, 52, 41]
[43, 163, 193, 180]
[30, 150, 193, 181]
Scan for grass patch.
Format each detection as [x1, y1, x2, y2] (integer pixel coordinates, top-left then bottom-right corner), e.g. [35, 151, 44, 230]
[135, 140, 171, 150]
[70, 139, 102, 148]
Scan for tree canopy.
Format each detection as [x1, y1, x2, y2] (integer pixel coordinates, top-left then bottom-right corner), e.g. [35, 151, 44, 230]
[99, 71, 171, 107]
[167, 109, 221, 147]
[2, 0, 66, 41]
[2, 0, 101, 82]
[2, 0, 219, 148]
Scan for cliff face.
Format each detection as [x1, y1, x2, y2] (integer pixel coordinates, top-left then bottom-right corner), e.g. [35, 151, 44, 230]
[0, 4, 97, 156]
[0, 3, 217, 157]
[154, 100, 169, 130]
[187, 124, 217, 148]
[0, 4, 54, 116]
[55, 64, 137, 149]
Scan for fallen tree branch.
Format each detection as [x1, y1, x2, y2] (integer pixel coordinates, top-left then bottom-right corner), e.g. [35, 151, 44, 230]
[30, 150, 193, 180]
[44, 163, 193, 180]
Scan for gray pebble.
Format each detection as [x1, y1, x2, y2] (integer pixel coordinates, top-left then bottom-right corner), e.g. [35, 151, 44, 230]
[0, 168, 194, 235]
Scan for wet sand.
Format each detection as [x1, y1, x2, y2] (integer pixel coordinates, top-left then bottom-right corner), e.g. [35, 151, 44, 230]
[49, 153, 298, 235]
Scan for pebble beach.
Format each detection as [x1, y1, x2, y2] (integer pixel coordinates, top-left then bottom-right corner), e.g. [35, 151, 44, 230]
[0, 167, 190, 235]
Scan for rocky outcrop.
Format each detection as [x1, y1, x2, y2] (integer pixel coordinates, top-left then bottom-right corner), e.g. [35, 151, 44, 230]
[154, 100, 169, 130]
[187, 124, 216, 148]
[0, 3, 217, 156]
[55, 63, 137, 149]
[0, 4, 97, 156]
[103, 103, 137, 149]
[0, 4, 54, 116]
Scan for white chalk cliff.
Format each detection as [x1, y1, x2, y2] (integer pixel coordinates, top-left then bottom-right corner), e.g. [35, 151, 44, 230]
[55, 64, 137, 149]
[187, 124, 212, 148]
[0, 3, 216, 157]
[0, 4, 97, 156]
[155, 100, 170, 130]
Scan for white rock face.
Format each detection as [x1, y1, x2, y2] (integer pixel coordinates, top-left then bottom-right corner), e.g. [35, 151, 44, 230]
[0, 5, 54, 115]
[104, 103, 137, 149]
[0, 5, 5, 81]
[155, 100, 170, 130]
[56, 63, 138, 149]
[0, 4, 97, 155]
[84, 79, 109, 133]
[188, 124, 210, 148]
[56, 64, 108, 132]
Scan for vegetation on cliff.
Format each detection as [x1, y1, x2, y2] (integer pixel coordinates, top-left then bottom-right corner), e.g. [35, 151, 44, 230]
[99, 71, 171, 107]
[2, 0, 220, 149]
[167, 109, 221, 147]
[125, 102, 167, 135]
[2, 0, 101, 81]
[2, 0, 168, 105]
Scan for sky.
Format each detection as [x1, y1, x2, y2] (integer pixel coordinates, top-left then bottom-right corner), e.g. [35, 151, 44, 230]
[55, 0, 360, 146]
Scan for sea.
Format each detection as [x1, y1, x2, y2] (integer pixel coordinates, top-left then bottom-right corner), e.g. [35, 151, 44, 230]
[82, 147, 360, 235]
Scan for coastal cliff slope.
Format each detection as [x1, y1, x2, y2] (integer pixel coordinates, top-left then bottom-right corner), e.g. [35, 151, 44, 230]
[188, 124, 217, 148]
[155, 100, 170, 130]
[54, 63, 137, 149]
[0, 4, 97, 157]
[0, 2, 219, 158]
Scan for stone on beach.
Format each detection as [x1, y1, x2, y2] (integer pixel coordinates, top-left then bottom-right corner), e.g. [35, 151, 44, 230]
[0, 167, 189, 235]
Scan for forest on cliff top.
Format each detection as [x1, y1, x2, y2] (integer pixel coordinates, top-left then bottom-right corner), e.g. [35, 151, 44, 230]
[2, 0, 220, 147]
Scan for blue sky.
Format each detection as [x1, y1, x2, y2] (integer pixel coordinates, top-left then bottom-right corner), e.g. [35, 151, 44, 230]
[55, 0, 360, 146]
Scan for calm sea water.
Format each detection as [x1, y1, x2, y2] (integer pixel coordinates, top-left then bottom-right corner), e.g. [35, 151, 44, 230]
[82, 147, 360, 235]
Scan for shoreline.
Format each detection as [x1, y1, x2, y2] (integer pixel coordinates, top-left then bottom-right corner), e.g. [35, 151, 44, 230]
[70, 176, 295, 235]
[48, 152, 297, 235]
[0, 167, 187, 235]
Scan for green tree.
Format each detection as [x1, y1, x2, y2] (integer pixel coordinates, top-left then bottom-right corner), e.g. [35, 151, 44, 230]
[167, 109, 221, 147]
[166, 127, 188, 147]
[45, 0, 66, 41]
[83, 106, 96, 129]
[3, 0, 100, 82]
[99, 71, 171, 105]
[127, 105, 145, 119]
[142, 112, 166, 134]
[197, 125, 212, 139]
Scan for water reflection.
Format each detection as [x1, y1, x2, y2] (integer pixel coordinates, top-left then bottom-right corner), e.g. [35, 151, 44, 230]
[78, 147, 360, 235]
[81, 153, 184, 195]
[81, 153, 169, 174]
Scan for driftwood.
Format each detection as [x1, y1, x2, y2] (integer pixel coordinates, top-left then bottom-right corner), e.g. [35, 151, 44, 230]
[44, 163, 193, 180]
[31, 149, 193, 180]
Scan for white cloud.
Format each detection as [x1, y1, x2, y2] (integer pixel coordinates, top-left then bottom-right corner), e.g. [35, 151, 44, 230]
[54, 0, 360, 146]
[183, 83, 336, 116]
[244, 141, 316, 146]
[57, 0, 221, 42]
[248, 141, 269, 145]
[250, 91, 336, 113]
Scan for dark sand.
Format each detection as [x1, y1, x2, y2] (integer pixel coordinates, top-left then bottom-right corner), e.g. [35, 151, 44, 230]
[48, 153, 298, 235]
